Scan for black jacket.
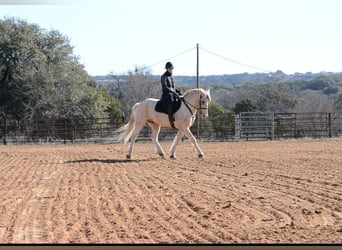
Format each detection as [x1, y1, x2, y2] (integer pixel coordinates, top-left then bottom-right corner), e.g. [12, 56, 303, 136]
[161, 71, 176, 95]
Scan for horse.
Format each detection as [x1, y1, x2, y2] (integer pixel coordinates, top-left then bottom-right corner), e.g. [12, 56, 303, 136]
[116, 88, 211, 159]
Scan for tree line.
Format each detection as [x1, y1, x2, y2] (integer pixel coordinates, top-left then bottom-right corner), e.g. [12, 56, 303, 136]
[209, 75, 342, 114]
[0, 17, 122, 138]
[104, 71, 342, 123]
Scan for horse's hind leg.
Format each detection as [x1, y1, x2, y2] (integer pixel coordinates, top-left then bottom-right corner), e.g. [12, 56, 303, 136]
[126, 122, 145, 159]
[169, 130, 184, 159]
[148, 123, 165, 157]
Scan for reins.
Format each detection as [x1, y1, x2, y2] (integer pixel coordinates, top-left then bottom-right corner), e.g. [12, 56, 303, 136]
[182, 91, 208, 116]
[182, 99, 194, 115]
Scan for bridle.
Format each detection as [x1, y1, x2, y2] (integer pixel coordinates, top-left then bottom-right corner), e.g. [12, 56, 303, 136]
[182, 92, 208, 116]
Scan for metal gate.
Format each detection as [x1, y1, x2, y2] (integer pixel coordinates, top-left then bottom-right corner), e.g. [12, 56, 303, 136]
[236, 112, 274, 140]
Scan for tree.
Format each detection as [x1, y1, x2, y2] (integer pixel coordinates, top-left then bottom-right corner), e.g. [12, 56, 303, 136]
[233, 99, 257, 114]
[254, 84, 298, 112]
[293, 90, 334, 113]
[0, 17, 47, 141]
[305, 76, 342, 95]
[334, 94, 342, 113]
[97, 86, 122, 121]
[207, 102, 235, 139]
[0, 18, 42, 121]
[0, 17, 121, 141]
[108, 66, 160, 116]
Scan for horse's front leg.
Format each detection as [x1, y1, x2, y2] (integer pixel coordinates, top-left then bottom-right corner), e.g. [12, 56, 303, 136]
[169, 130, 184, 159]
[183, 127, 204, 158]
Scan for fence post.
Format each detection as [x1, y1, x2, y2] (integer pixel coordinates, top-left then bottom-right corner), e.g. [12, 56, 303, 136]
[64, 119, 67, 145]
[2, 117, 7, 145]
[294, 113, 297, 138]
[73, 121, 76, 144]
[271, 112, 275, 140]
[100, 121, 103, 143]
[235, 114, 240, 141]
[328, 113, 332, 138]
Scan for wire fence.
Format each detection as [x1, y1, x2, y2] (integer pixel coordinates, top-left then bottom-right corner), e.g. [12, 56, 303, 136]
[234, 112, 342, 141]
[1, 112, 342, 145]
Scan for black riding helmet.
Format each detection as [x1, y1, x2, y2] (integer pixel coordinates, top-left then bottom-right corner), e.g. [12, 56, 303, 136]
[165, 62, 174, 69]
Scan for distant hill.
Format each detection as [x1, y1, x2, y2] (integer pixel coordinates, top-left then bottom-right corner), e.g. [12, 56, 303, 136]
[93, 70, 342, 86]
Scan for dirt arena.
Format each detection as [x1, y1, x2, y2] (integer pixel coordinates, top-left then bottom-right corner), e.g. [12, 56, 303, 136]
[0, 140, 341, 244]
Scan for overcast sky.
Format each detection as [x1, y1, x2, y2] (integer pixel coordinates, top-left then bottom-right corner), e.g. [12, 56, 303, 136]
[1, 0, 341, 76]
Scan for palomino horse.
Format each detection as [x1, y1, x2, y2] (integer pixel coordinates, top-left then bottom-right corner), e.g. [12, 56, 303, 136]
[116, 88, 211, 159]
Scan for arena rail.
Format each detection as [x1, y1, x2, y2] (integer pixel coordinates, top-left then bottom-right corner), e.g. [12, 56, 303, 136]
[1, 113, 342, 145]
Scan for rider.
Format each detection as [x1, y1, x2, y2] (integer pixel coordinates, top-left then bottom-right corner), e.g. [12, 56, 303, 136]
[160, 62, 181, 129]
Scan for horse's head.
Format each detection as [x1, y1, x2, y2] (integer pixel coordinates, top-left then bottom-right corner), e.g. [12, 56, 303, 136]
[199, 89, 211, 117]
[184, 88, 211, 117]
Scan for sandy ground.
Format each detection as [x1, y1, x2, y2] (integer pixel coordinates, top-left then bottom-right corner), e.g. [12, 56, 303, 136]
[0, 140, 341, 244]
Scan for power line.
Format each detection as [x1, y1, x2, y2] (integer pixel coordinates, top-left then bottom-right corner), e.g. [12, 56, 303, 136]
[200, 46, 272, 73]
[146, 46, 196, 69]
[125, 46, 195, 75]
[122, 45, 272, 75]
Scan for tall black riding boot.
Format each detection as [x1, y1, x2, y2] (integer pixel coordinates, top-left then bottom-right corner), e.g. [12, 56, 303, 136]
[168, 104, 176, 129]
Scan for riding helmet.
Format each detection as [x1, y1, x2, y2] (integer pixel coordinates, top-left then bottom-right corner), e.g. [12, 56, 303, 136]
[165, 62, 174, 69]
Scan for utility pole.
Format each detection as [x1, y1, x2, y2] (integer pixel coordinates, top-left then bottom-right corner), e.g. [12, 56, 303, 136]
[196, 43, 199, 88]
[196, 43, 200, 138]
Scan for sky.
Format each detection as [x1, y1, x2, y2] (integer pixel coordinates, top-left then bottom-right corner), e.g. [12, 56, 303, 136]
[0, 0, 341, 76]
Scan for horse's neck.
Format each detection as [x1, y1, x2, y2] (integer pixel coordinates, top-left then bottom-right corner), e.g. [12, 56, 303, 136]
[184, 91, 199, 109]
[186, 89, 201, 101]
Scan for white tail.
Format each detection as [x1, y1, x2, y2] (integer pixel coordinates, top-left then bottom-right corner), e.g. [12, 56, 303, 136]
[117, 104, 137, 144]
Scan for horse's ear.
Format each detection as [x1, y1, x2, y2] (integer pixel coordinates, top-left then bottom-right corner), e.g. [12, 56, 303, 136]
[206, 89, 211, 101]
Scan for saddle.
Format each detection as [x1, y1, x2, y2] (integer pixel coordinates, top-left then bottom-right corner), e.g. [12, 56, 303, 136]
[155, 96, 182, 115]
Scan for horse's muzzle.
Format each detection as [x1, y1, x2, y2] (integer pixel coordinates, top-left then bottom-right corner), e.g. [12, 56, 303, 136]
[199, 110, 209, 117]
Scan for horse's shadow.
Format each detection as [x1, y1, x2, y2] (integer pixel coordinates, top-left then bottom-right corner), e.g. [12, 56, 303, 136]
[65, 158, 149, 164]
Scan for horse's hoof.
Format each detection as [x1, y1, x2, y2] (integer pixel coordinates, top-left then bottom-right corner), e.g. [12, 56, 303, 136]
[170, 155, 176, 160]
[126, 154, 131, 160]
[159, 153, 165, 158]
[198, 154, 204, 158]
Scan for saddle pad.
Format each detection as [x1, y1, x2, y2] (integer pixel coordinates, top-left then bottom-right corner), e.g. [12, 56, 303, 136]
[155, 98, 182, 115]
